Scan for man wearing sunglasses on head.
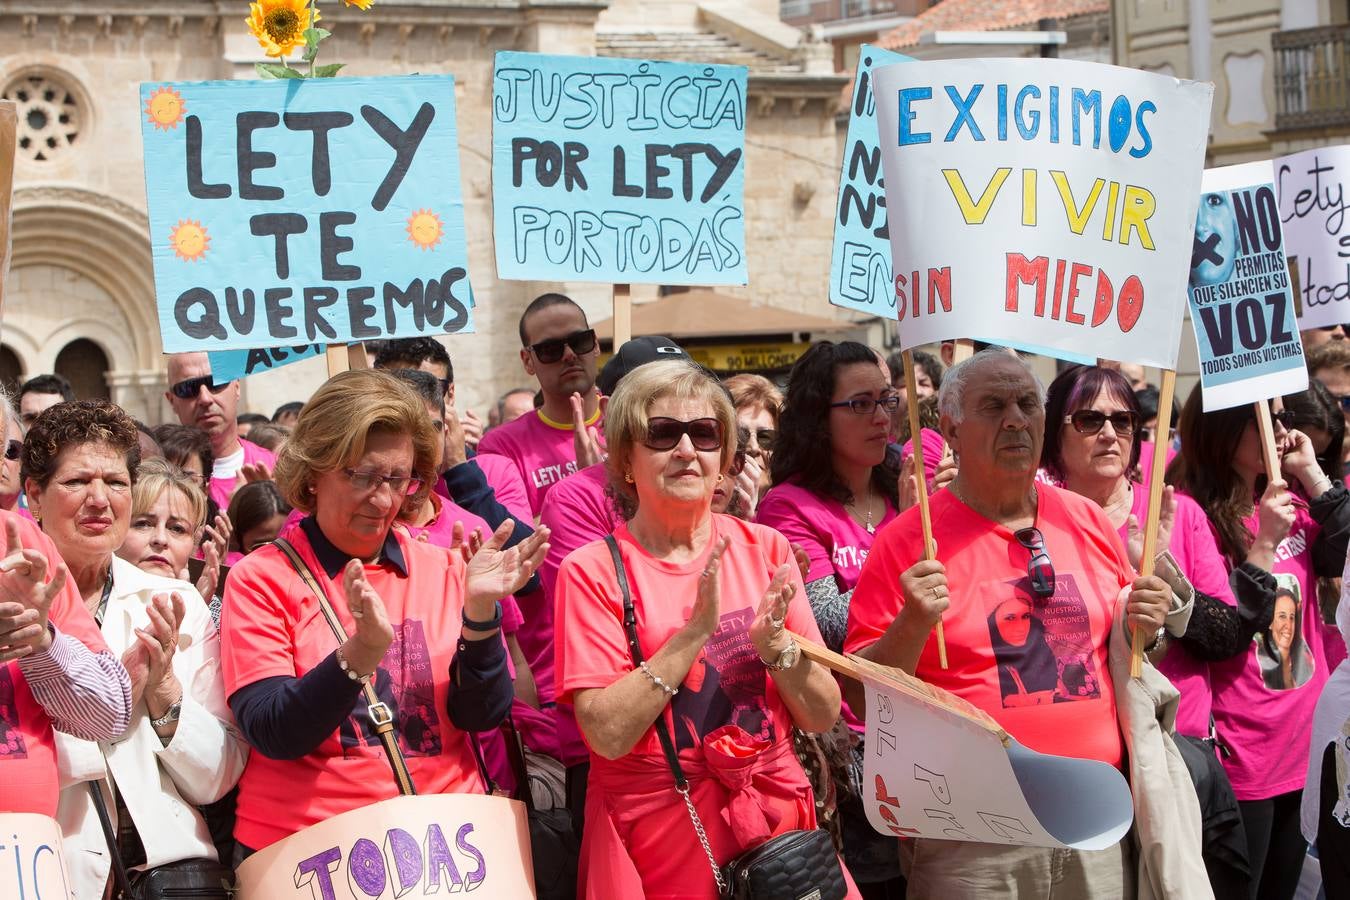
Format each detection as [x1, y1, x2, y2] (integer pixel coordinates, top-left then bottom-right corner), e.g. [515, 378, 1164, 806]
[845, 350, 1178, 897]
[477, 293, 605, 517]
[165, 352, 277, 510]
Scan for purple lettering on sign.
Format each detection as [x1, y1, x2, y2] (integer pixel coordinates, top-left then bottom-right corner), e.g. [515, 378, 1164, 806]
[456, 823, 487, 889]
[384, 827, 423, 898]
[294, 846, 341, 900]
[347, 837, 386, 898]
[424, 823, 464, 892]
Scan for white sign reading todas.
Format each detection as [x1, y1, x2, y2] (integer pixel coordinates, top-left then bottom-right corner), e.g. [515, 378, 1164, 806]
[873, 58, 1212, 368]
[862, 670, 1133, 849]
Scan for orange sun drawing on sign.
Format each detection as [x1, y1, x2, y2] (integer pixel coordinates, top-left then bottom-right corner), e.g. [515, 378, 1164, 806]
[145, 86, 186, 130]
[170, 220, 210, 261]
[407, 209, 443, 251]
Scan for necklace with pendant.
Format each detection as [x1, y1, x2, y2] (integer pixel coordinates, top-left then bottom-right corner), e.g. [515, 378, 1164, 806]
[850, 488, 876, 533]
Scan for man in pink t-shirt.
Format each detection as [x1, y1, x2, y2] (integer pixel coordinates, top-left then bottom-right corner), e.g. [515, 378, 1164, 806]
[477, 293, 603, 517]
[166, 352, 276, 510]
[846, 351, 1173, 896]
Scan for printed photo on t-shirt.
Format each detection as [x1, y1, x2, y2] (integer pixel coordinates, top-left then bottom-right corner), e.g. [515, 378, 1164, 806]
[670, 608, 771, 751]
[1256, 574, 1315, 691]
[0, 666, 26, 758]
[985, 573, 1102, 709]
[340, 619, 444, 757]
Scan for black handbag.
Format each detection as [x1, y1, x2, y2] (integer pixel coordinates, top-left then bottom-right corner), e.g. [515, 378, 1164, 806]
[604, 536, 846, 900]
[87, 782, 234, 899]
[502, 715, 580, 900]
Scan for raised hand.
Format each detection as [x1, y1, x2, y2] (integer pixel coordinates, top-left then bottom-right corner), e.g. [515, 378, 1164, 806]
[464, 521, 551, 617]
[460, 409, 484, 450]
[341, 560, 394, 677]
[749, 563, 795, 662]
[0, 517, 68, 661]
[1125, 485, 1176, 574]
[240, 461, 273, 484]
[571, 392, 605, 469]
[442, 398, 468, 470]
[447, 520, 485, 565]
[124, 592, 186, 715]
[685, 537, 730, 641]
[194, 539, 222, 603]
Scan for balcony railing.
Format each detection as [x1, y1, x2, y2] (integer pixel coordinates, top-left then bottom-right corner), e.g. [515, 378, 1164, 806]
[1274, 24, 1350, 130]
[780, 0, 898, 22]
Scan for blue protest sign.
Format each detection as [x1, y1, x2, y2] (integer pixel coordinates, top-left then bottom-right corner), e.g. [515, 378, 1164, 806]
[1188, 162, 1306, 410]
[491, 51, 748, 284]
[208, 343, 325, 382]
[830, 45, 910, 315]
[140, 76, 473, 353]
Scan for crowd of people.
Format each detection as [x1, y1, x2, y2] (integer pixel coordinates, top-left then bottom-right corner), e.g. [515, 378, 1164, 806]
[5, 292, 1350, 899]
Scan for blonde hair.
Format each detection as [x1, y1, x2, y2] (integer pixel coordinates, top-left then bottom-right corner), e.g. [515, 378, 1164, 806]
[132, 457, 208, 530]
[604, 360, 737, 519]
[275, 369, 439, 514]
[723, 373, 783, 423]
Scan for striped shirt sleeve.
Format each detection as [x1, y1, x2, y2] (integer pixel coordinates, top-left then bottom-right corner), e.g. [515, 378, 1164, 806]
[19, 625, 132, 741]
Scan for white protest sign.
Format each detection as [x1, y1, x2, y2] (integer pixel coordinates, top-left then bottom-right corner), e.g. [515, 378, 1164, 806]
[862, 668, 1133, 849]
[0, 813, 73, 897]
[1188, 161, 1306, 410]
[1277, 145, 1350, 328]
[873, 58, 1211, 367]
[234, 794, 534, 899]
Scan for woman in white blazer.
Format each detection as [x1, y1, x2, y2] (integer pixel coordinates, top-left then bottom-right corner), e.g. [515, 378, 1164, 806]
[22, 402, 246, 898]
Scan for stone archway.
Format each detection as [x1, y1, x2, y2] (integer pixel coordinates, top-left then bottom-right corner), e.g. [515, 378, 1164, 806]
[7, 187, 165, 420]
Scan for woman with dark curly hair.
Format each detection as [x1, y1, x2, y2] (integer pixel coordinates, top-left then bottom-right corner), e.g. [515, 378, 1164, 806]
[23, 400, 243, 897]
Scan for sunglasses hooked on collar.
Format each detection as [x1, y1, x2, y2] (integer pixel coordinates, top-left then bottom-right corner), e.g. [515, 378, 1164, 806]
[1013, 526, 1056, 599]
[525, 329, 597, 365]
[169, 375, 234, 400]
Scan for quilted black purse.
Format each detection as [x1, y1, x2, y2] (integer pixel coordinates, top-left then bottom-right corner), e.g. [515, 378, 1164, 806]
[604, 536, 846, 900]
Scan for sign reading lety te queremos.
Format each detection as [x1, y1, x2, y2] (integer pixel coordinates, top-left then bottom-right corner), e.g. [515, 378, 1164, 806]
[492, 51, 747, 285]
[140, 76, 473, 353]
[873, 58, 1212, 367]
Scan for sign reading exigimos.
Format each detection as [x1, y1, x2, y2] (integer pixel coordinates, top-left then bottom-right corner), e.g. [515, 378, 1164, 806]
[873, 59, 1212, 367]
[139, 75, 473, 352]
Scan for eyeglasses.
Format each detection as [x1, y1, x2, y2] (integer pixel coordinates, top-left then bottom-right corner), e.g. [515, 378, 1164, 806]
[169, 376, 234, 400]
[343, 469, 423, 496]
[1065, 410, 1141, 437]
[743, 428, 776, 454]
[830, 394, 901, 416]
[525, 329, 597, 365]
[644, 417, 723, 452]
[1316, 324, 1350, 332]
[3, 440, 20, 462]
[1013, 527, 1056, 599]
[1246, 406, 1300, 429]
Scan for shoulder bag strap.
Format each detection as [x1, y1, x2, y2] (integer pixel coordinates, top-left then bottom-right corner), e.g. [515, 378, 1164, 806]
[603, 535, 727, 895]
[274, 537, 417, 796]
[87, 781, 135, 896]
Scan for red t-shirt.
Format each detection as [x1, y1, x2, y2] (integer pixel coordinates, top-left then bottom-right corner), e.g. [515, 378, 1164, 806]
[221, 522, 485, 849]
[555, 514, 822, 756]
[846, 485, 1128, 767]
[0, 511, 110, 815]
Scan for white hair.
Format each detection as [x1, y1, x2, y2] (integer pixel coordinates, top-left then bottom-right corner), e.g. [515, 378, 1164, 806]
[936, 349, 1043, 424]
[0, 384, 19, 438]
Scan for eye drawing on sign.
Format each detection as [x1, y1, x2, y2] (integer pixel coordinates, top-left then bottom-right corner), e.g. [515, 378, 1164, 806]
[1191, 192, 1238, 287]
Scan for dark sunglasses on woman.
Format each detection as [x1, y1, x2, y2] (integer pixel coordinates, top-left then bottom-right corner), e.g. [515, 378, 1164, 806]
[526, 329, 597, 365]
[644, 417, 723, 451]
[1064, 410, 1140, 436]
[3, 440, 19, 462]
[169, 376, 234, 400]
[1244, 405, 1299, 430]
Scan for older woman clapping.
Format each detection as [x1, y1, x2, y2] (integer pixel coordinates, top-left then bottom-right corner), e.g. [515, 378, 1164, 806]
[23, 400, 243, 898]
[554, 360, 848, 899]
[220, 369, 548, 858]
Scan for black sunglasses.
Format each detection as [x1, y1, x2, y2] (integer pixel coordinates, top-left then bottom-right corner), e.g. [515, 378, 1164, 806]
[170, 376, 234, 400]
[1013, 526, 1056, 599]
[1316, 324, 1350, 332]
[1065, 410, 1140, 437]
[645, 417, 723, 452]
[526, 329, 597, 365]
[1245, 405, 1299, 429]
[3, 440, 19, 462]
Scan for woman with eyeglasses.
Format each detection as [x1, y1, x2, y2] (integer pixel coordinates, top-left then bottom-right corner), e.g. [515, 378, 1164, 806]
[23, 400, 245, 898]
[723, 374, 782, 500]
[1165, 386, 1350, 900]
[219, 369, 549, 861]
[554, 359, 851, 899]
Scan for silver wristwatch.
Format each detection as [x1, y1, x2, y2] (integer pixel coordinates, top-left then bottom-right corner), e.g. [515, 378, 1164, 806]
[151, 701, 182, 729]
[762, 637, 801, 671]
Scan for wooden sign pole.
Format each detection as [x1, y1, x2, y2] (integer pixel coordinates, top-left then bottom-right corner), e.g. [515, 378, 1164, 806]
[1254, 401, 1282, 484]
[951, 338, 974, 364]
[0, 101, 16, 327]
[325, 343, 369, 377]
[613, 283, 633, 350]
[1131, 368, 1176, 677]
[903, 350, 948, 668]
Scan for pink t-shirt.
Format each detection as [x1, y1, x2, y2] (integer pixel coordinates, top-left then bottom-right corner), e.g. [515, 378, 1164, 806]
[755, 481, 896, 652]
[1136, 439, 1177, 490]
[1210, 503, 1331, 800]
[537, 463, 621, 766]
[209, 439, 277, 511]
[474, 453, 534, 525]
[1114, 485, 1235, 739]
[476, 408, 602, 517]
[847, 485, 1128, 768]
[898, 428, 946, 487]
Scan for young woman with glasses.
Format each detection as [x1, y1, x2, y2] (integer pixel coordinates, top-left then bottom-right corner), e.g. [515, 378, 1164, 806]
[1165, 385, 1350, 900]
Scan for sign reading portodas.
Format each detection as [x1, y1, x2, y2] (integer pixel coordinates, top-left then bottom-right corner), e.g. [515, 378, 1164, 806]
[140, 75, 473, 353]
[873, 58, 1212, 367]
[492, 51, 748, 284]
